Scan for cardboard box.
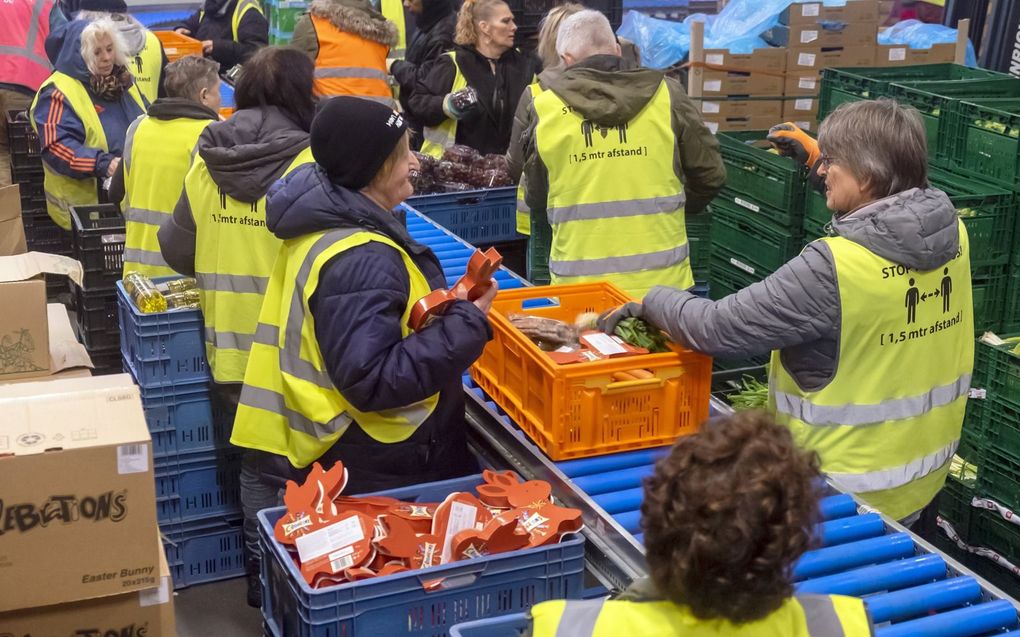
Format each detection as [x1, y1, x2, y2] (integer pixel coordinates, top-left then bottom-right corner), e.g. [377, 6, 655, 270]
[785, 72, 823, 96]
[764, 22, 878, 49]
[783, 96, 821, 119]
[788, 45, 876, 71]
[0, 304, 93, 385]
[0, 374, 160, 612]
[703, 116, 781, 134]
[696, 98, 784, 121]
[780, 0, 880, 26]
[0, 185, 26, 257]
[0, 253, 84, 382]
[874, 43, 956, 66]
[699, 47, 786, 96]
[0, 535, 175, 635]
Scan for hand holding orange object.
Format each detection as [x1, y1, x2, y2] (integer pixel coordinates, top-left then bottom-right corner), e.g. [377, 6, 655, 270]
[408, 248, 502, 331]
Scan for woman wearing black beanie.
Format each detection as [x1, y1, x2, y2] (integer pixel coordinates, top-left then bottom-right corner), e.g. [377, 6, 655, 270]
[230, 96, 496, 605]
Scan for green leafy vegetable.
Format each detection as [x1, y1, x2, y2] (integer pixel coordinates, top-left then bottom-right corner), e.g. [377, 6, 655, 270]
[728, 376, 769, 410]
[613, 317, 670, 353]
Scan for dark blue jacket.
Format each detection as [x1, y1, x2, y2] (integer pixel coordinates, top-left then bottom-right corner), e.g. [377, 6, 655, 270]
[263, 163, 490, 493]
[34, 19, 146, 179]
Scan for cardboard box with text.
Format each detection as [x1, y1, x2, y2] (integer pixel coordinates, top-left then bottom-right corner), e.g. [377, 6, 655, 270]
[764, 22, 878, 50]
[0, 374, 160, 612]
[780, 0, 879, 26]
[699, 47, 786, 96]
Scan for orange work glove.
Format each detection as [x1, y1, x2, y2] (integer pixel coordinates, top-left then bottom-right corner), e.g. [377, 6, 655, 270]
[767, 122, 821, 168]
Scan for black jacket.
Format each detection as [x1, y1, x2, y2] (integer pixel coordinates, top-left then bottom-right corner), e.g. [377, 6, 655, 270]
[391, 0, 457, 109]
[254, 162, 490, 492]
[176, 0, 269, 69]
[409, 44, 541, 155]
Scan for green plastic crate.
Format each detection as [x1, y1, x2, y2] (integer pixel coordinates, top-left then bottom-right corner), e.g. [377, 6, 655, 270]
[887, 78, 1020, 163]
[948, 97, 1020, 188]
[939, 472, 977, 533]
[959, 398, 986, 465]
[980, 396, 1020, 464]
[972, 265, 1008, 334]
[973, 507, 1020, 563]
[976, 448, 1020, 513]
[688, 212, 711, 280]
[708, 248, 766, 300]
[716, 131, 806, 228]
[711, 200, 803, 277]
[819, 64, 1005, 121]
[929, 168, 1015, 268]
[975, 335, 1020, 411]
[803, 190, 831, 237]
[1003, 272, 1020, 332]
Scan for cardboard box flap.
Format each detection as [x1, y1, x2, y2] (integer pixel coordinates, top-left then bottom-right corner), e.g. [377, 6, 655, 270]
[47, 303, 92, 372]
[0, 252, 83, 288]
[0, 374, 149, 455]
[0, 184, 22, 223]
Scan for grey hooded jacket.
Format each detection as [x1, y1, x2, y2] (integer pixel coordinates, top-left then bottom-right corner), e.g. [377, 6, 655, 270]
[643, 188, 961, 390]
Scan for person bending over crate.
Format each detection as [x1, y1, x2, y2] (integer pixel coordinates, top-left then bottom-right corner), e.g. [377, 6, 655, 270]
[601, 99, 974, 531]
[530, 410, 874, 636]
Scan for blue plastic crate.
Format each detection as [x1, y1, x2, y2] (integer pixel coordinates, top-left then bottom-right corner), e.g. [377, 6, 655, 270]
[220, 82, 235, 109]
[163, 516, 245, 589]
[406, 187, 519, 245]
[155, 450, 243, 524]
[258, 474, 585, 637]
[128, 368, 230, 459]
[117, 278, 210, 388]
[450, 612, 529, 637]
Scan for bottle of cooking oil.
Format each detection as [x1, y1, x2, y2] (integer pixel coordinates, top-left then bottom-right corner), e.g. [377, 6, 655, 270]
[165, 289, 200, 310]
[162, 277, 198, 294]
[124, 272, 167, 313]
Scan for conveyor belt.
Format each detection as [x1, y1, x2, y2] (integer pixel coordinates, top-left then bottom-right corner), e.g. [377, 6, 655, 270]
[404, 205, 1020, 635]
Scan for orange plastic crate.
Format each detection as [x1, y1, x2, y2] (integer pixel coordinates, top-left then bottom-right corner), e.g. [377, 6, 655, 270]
[470, 281, 712, 460]
[219, 107, 235, 120]
[154, 31, 203, 62]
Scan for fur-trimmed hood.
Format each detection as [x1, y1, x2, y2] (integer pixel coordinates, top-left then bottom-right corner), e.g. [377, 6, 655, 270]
[310, 0, 398, 47]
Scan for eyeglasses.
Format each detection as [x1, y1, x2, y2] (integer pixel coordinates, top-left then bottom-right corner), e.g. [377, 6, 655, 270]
[819, 155, 838, 168]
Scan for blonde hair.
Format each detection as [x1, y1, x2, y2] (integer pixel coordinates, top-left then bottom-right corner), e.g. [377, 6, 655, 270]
[537, 3, 583, 68]
[455, 0, 509, 46]
[80, 18, 129, 75]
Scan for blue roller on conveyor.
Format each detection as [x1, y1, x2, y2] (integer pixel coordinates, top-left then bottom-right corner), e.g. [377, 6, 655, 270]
[131, 9, 196, 29]
[404, 204, 1020, 636]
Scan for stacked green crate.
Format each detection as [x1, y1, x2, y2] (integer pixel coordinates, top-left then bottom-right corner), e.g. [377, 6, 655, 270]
[267, 0, 306, 44]
[687, 210, 711, 284]
[710, 131, 805, 301]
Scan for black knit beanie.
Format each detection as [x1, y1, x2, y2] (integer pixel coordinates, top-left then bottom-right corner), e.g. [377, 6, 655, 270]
[311, 97, 408, 191]
[79, 0, 128, 12]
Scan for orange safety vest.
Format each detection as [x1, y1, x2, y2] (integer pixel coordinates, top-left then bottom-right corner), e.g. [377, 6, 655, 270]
[310, 14, 392, 102]
[0, 0, 53, 92]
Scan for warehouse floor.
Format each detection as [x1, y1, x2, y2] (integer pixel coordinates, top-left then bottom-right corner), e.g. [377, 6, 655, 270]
[175, 578, 262, 635]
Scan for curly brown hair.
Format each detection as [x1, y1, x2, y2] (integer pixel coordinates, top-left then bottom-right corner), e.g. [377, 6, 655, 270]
[641, 410, 822, 623]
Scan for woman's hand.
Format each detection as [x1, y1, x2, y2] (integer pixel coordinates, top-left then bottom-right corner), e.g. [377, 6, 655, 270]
[202, 40, 214, 55]
[457, 279, 498, 315]
[175, 27, 191, 35]
[107, 157, 121, 178]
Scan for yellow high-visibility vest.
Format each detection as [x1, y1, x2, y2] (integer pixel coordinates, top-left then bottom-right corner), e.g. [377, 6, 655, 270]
[121, 114, 211, 277]
[231, 227, 439, 468]
[771, 221, 973, 520]
[30, 71, 146, 230]
[188, 146, 314, 383]
[420, 51, 466, 159]
[532, 78, 693, 298]
[129, 30, 164, 105]
[531, 595, 872, 637]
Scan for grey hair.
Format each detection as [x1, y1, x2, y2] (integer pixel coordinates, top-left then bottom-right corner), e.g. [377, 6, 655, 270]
[818, 99, 928, 199]
[537, 3, 584, 68]
[80, 17, 129, 75]
[163, 56, 220, 101]
[555, 9, 618, 61]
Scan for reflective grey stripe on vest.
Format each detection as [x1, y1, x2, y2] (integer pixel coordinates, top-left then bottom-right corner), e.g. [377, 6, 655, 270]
[553, 599, 605, 637]
[315, 67, 389, 80]
[205, 326, 255, 352]
[253, 322, 334, 390]
[828, 440, 958, 494]
[517, 196, 530, 213]
[773, 373, 971, 427]
[551, 243, 689, 277]
[0, 0, 53, 69]
[123, 206, 168, 227]
[196, 272, 269, 294]
[122, 115, 144, 175]
[796, 595, 846, 637]
[548, 194, 685, 224]
[239, 385, 353, 440]
[122, 247, 170, 268]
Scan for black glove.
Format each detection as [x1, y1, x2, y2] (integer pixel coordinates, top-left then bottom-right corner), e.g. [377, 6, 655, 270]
[596, 302, 644, 334]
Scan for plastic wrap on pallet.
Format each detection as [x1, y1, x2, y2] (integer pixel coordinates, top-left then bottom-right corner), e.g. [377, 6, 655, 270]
[878, 19, 977, 67]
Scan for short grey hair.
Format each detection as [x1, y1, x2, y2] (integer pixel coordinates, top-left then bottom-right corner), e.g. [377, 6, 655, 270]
[818, 99, 928, 198]
[163, 56, 220, 101]
[79, 18, 129, 75]
[555, 9, 618, 61]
